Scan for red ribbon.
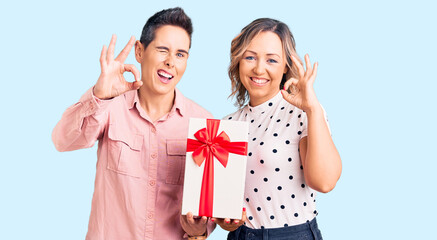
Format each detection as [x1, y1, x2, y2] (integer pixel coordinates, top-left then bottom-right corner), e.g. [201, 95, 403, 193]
[186, 119, 248, 217]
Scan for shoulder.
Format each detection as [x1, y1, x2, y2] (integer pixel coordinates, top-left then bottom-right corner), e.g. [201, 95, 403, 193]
[223, 107, 245, 120]
[181, 95, 213, 118]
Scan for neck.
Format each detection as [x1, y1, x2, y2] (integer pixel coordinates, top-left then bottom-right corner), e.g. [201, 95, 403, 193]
[137, 87, 176, 122]
[249, 90, 280, 107]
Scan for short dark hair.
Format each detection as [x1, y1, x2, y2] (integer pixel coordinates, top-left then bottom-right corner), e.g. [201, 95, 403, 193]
[140, 7, 193, 49]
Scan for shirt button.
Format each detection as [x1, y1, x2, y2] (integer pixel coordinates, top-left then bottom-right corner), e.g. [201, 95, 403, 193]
[151, 128, 156, 133]
[148, 213, 153, 219]
[151, 153, 157, 159]
[149, 180, 155, 186]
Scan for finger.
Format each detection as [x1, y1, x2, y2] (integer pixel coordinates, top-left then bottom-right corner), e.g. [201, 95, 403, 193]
[281, 89, 294, 104]
[100, 45, 107, 70]
[291, 55, 305, 78]
[283, 78, 299, 92]
[115, 35, 136, 63]
[304, 54, 312, 77]
[224, 218, 231, 224]
[126, 79, 143, 91]
[241, 208, 247, 222]
[200, 216, 208, 225]
[124, 64, 141, 82]
[124, 64, 142, 90]
[213, 218, 225, 225]
[107, 34, 117, 62]
[309, 62, 318, 84]
[186, 212, 195, 225]
[180, 214, 188, 225]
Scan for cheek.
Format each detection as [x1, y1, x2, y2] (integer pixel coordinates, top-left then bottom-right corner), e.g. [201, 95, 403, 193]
[239, 62, 250, 78]
[176, 61, 187, 75]
[270, 66, 286, 81]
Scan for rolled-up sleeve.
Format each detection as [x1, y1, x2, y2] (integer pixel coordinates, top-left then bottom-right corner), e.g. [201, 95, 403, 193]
[52, 87, 112, 152]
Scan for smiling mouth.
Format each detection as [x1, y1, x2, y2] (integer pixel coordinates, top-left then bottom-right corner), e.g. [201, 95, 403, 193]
[157, 70, 174, 82]
[250, 77, 269, 85]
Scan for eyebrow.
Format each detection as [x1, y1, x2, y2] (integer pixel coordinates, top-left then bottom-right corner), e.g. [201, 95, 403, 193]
[246, 50, 280, 58]
[156, 46, 189, 55]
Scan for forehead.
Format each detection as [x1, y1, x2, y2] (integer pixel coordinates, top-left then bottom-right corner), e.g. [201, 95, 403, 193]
[152, 25, 190, 50]
[247, 31, 283, 56]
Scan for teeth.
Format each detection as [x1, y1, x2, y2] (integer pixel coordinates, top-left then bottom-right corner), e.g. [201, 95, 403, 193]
[251, 77, 268, 84]
[158, 70, 173, 79]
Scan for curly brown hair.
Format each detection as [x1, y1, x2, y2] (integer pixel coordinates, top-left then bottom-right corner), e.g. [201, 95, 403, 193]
[228, 18, 303, 108]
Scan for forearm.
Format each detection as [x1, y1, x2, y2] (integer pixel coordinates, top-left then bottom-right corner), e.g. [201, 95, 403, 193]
[302, 105, 342, 193]
[52, 87, 110, 152]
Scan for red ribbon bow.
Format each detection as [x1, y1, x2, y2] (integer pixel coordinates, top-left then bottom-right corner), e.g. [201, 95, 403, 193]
[186, 119, 248, 217]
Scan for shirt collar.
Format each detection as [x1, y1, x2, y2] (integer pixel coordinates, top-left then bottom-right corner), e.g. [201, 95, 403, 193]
[172, 88, 185, 117]
[126, 88, 185, 117]
[247, 91, 283, 114]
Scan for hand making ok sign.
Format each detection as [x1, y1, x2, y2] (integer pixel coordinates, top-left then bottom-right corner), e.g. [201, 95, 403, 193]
[281, 54, 320, 112]
[93, 35, 143, 100]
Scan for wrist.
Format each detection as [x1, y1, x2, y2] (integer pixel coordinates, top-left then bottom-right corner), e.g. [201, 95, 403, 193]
[92, 86, 113, 100]
[304, 103, 323, 115]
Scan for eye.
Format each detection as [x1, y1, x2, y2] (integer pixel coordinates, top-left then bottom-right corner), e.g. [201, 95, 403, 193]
[245, 56, 255, 60]
[267, 59, 278, 63]
[157, 48, 168, 54]
[176, 52, 185, 58]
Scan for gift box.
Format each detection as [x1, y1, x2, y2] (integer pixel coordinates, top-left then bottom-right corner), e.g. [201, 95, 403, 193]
[181, 118, 248, 219]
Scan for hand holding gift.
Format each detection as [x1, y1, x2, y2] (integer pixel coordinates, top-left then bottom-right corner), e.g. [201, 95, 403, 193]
[211, 207, 247, 232]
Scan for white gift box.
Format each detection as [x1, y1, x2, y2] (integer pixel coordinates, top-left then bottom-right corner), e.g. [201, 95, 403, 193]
[181, 118, 248, 219]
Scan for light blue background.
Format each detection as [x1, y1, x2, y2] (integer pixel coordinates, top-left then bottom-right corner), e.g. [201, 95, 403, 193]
[1, 0, 436, 239]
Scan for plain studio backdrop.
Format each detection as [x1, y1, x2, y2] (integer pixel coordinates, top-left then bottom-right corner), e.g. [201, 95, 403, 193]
[1, 1, 436, 239]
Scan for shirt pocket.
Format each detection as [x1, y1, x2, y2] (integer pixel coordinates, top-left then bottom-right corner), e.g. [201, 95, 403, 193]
[166, 139, 186, 185]
[106, 125, 144, 178]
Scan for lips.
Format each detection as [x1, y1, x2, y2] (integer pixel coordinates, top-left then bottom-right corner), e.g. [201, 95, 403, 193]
[250, 77, 269, 86]
[157, 69, 174, 84]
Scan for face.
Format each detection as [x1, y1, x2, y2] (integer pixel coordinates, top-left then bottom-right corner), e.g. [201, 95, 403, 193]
[135, 25, 190, 96]
[239, 31, 288, 106]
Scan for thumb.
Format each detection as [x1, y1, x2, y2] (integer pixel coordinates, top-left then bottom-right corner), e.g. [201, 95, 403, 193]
[281, 89, 294, 104]
[283, 78, 299, 92]
[124, 64, 141, 82]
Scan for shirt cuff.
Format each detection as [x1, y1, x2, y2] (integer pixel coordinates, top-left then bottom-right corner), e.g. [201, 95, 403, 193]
[78, 87, 113, 117]
[182, 219, 216, 239]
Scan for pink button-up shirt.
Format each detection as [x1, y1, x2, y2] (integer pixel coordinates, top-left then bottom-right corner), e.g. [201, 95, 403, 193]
[52, 88, 214, 240]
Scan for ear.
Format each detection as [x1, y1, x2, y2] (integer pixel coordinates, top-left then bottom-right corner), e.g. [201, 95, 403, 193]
[134, 40, 143, 63]
[283, 65, 289, 74]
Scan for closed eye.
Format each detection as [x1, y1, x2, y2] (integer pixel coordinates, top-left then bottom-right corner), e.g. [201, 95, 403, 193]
[156, 46, 169, 54]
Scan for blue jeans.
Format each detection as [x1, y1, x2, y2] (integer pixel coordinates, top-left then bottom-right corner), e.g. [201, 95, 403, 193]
[227, 218, 323, 240]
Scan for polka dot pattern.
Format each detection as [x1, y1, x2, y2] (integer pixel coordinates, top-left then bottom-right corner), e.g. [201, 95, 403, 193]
[224, 92, 329, 229]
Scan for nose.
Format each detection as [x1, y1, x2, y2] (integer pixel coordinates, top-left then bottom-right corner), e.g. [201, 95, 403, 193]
[253, 60, 264, 75]
[164, 54, 175, 68]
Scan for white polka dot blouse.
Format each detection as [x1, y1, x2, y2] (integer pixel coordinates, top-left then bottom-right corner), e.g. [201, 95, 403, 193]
[224, 91, 329, 229]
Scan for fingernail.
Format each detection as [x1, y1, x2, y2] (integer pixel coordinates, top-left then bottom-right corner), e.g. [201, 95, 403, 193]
[234, 221, 239, 224]
[211, 219, 215, 222]
[225, 220, 230, 223]
[243, 207, 246, 212]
